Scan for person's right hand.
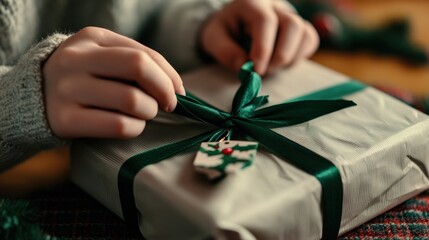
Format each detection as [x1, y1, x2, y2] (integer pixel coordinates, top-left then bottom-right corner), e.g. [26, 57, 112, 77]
[200, 0, 319, 76]
[43, 27, 185, 139]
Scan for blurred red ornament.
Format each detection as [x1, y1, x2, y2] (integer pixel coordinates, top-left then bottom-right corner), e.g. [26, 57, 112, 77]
[312, 13, 342, 39]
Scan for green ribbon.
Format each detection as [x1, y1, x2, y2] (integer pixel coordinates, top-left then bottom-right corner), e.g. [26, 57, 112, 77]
[118, 62, 363, 239]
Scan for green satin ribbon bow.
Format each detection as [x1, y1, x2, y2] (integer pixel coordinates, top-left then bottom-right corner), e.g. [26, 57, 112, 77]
[118, 62, 358, 239]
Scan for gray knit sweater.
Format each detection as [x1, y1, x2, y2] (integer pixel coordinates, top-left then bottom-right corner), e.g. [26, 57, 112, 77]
[0, 0, 228, 171]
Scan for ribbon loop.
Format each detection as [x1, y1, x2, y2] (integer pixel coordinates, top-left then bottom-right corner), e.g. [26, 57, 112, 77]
[232, 62, 262, 115]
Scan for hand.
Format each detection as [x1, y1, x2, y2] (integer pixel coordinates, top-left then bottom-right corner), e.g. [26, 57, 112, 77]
[43, 27, 185, 139]
[200, 0, 319, 75]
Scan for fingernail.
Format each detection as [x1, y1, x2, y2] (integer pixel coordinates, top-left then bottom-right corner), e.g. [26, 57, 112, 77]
[179, 84, 186, 96]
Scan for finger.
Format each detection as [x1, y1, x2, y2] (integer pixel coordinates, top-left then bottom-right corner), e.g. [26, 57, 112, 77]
[79, 27, 185, 95]
[247, 9, 278, 75]
[144, 48, 185, 96]
[62, 107, 146, 139]
[59, 75, 158, 120]
[78, 47, 177, 112]
[202, 23, 248, 72]
[268, 12, 305, 73]
[291, 22, 320, 62]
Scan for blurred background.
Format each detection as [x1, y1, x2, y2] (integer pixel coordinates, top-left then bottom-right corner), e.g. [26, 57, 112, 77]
[303, 0, 429, 103]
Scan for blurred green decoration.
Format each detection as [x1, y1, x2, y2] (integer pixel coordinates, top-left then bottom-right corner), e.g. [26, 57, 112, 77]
[290, 0, 428, 64]
[0, 199, 57, 240]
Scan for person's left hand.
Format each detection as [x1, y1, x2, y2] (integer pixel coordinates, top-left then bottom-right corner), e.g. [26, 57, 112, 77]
[200, 0, 319, 76]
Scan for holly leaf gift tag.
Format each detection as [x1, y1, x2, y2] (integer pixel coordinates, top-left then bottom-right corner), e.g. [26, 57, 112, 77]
[193, 141, 259, 180]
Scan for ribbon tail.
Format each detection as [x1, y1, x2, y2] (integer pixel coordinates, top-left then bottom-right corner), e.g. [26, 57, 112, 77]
[233, 118, 342, 240]
[118, 129, 222, 231]
[285, 81, 367, 103]
[251, 100, 356, 128]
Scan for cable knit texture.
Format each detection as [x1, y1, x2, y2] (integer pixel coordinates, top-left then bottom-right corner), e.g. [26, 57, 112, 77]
[0, 0, 228, 171]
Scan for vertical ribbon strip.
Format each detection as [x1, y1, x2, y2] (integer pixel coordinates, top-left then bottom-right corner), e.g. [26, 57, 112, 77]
[118, 62, 362, 239]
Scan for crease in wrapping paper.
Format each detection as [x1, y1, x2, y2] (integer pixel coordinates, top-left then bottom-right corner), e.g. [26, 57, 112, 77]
[339, 119, 429, 230]
[71, 61, 429, 240]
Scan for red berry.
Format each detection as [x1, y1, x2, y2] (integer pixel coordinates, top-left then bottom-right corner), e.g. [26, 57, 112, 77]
[222, 148, 233, 155]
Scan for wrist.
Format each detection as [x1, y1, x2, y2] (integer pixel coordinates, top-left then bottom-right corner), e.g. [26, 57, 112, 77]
[0, 33, 70, 148]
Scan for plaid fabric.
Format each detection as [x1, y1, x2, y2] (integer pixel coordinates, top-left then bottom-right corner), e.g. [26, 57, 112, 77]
[32, 183, 142, 240]
[31, 182, 429, 239]
[339, 192, 429, 240]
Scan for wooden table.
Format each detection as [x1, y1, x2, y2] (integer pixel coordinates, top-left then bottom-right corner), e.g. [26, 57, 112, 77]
[0, 148, 70, 197]
[312, 0, 429, 98]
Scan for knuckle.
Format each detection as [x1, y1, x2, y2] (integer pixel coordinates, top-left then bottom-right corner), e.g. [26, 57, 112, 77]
[284, 14, 304, 31]
[305, 21, 320, 44]
[304, 22, 320, 57]
[112, 117, 145, 138]
[55, 77, 72, 98]
[132, 121, 146, 137]
[112, 116, 130, 138]
[144, 100, 158, 120]
[55, 47, 81, 69]
[78, 26, 105, 39]
[128, 51, 149, 78]
[257, 10, 278, 26]
[78, 26, 93, 36]
[122, 89, 141, 113]
[145, 48, 164, 63]
[160, 91, 175, 109]
[122, 89, 160, 120]
[275, 54, 292, 66]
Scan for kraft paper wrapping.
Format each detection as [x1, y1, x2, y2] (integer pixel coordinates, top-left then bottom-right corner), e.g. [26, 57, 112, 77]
[71, 61, 429, 240]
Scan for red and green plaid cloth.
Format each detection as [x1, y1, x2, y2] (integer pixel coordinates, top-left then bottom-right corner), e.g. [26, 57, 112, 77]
[32, 182, 429, 239]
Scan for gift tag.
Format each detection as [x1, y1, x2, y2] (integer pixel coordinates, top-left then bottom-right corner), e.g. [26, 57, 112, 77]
[193, 141, 259, 180]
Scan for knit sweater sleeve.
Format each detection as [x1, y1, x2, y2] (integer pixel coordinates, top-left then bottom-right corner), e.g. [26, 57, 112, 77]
[0, 34, 69, 172]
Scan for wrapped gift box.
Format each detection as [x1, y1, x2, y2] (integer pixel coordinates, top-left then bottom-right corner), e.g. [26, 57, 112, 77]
[71, 61, 429, 240]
